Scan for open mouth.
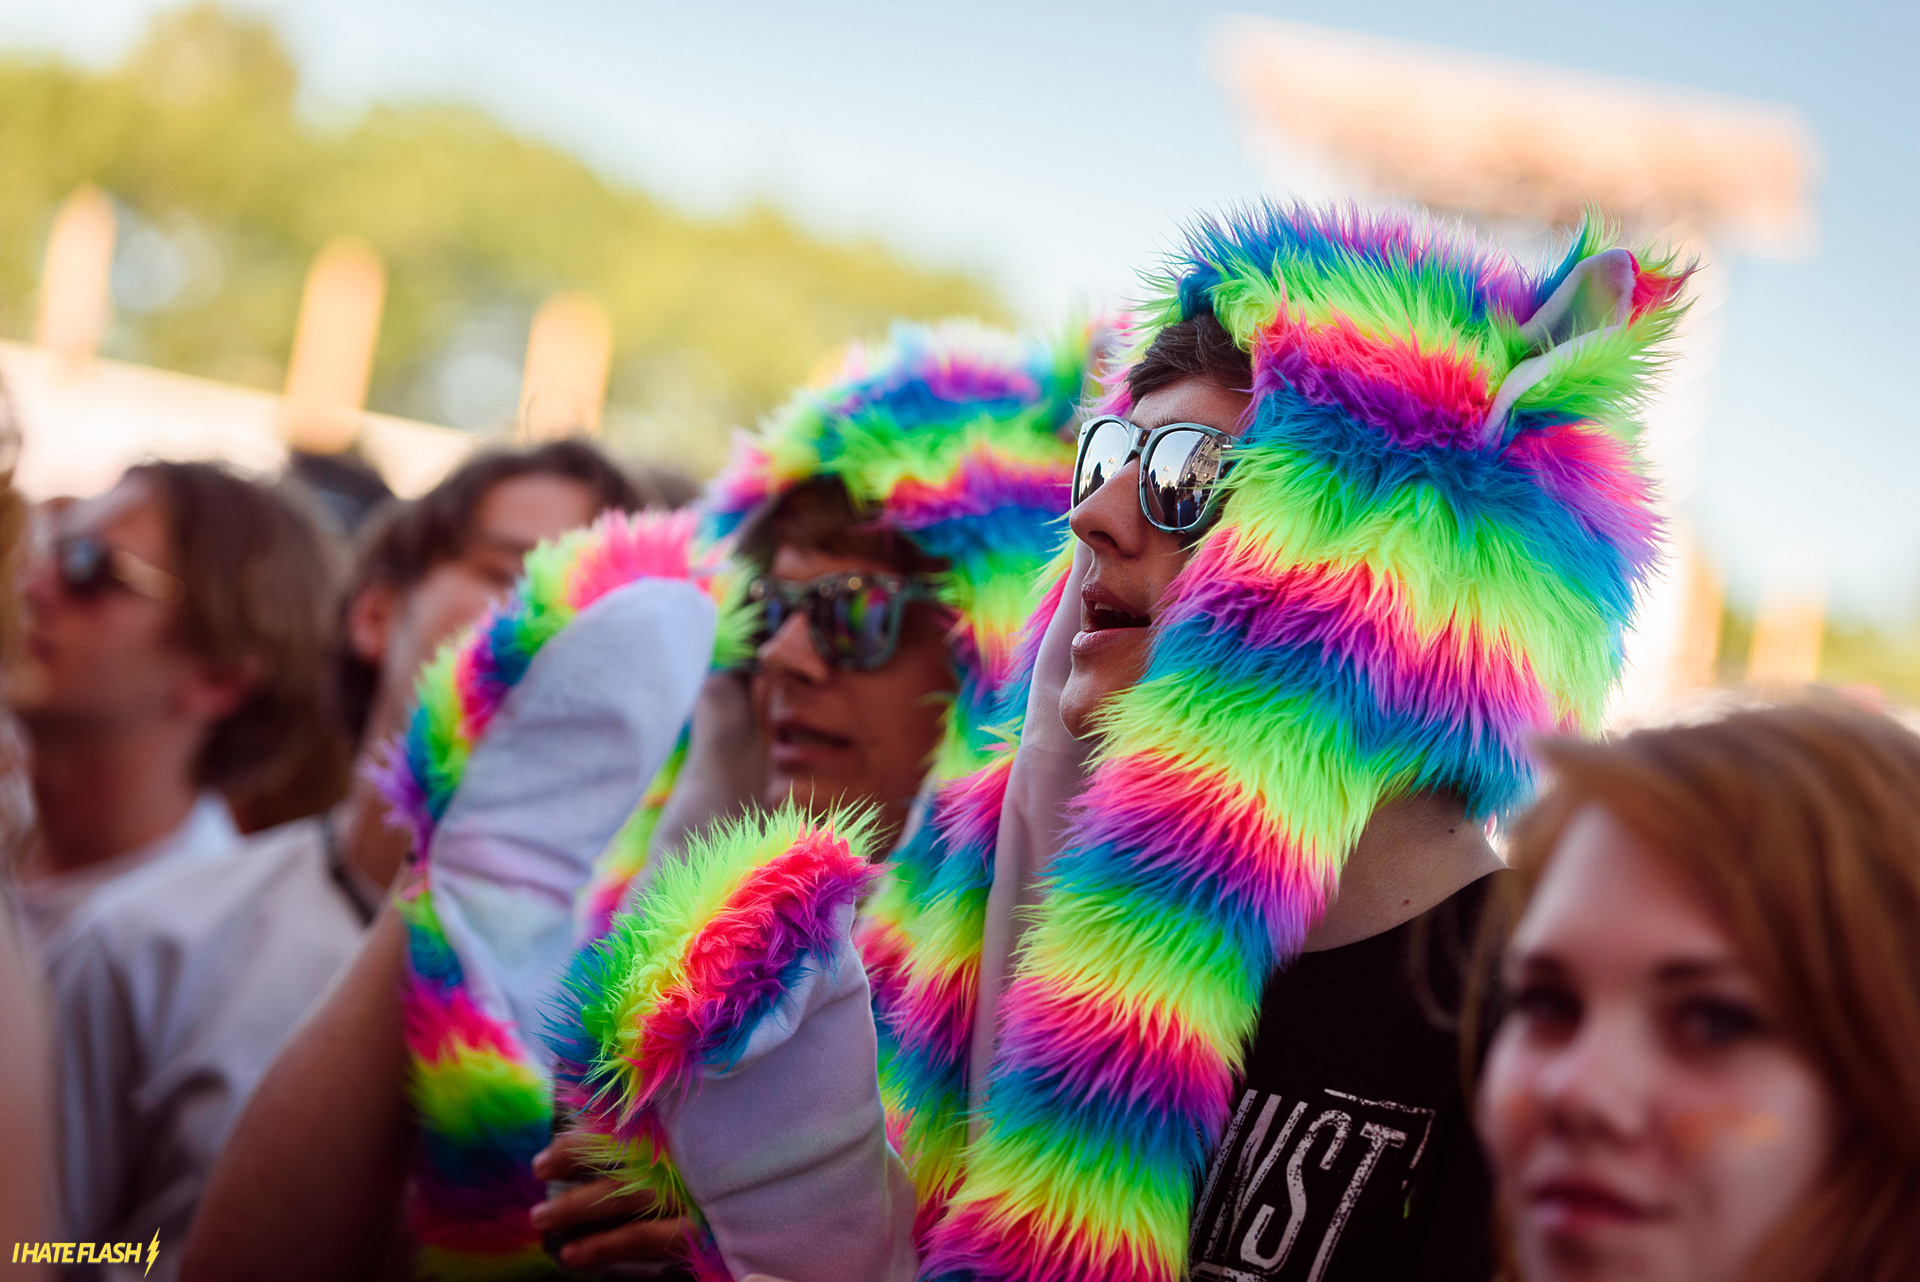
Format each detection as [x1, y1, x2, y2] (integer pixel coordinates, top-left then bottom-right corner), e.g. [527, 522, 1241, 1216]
[1087, 602, 1149, 630]
[1081, 587, 1151, 633]
[775, 721, 853, 751]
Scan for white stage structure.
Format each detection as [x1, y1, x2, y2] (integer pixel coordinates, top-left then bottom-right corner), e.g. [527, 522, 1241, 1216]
[1208, 17, 1821, 716]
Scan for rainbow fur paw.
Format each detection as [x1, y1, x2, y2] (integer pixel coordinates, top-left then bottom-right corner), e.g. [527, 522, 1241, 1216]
[548, 807, 882, 1186]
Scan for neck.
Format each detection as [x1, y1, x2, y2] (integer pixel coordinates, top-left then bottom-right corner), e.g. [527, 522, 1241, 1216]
[341, 699, 412, 892]
[1300, 791, 1502, 952]
[21, 717, 204, 880]
[339, 774, 411, 892]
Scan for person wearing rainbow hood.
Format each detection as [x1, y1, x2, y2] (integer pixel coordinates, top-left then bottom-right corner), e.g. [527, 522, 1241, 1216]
[186, 320, 1107, 1281]
[544, 200, 1690, 1282]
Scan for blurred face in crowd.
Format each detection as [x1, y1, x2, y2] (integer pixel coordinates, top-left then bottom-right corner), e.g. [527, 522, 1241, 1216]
[10, 476, 244, 733]
[347, 472, 601, 745]
[1058, 373, 1251, 739]
[750, 541, 955, 847]
[1478, 806, 1835, 1282]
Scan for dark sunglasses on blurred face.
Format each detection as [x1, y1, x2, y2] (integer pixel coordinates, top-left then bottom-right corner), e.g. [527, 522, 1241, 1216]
[1072, 414, 1237, 536]
[50, 534, 178, 602]
[748, 570, 938, 672]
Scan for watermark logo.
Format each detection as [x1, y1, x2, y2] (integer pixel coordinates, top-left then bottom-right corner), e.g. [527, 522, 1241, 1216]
[10, 1230, 159, 1273]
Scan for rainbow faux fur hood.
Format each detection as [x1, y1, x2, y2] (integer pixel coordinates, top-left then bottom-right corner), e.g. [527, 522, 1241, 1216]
[553, 200, 1688, 1282]
[706, 317, 1106, 779]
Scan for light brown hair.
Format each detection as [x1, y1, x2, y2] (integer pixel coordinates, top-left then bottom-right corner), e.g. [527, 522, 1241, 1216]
[1499, 696, 1920, 1282]
[129, 461, 344, 828]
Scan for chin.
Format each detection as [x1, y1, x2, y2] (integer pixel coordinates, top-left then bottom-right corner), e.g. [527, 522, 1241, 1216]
[1057, 669, 1117, 741]
[766, 772, 808, 814]
[1062, 634, 1151, 734]
[1515, 1216, 1676, 1282]
[772, 773, 842, 819]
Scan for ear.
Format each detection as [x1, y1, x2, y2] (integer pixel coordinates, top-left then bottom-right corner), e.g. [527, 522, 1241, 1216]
[1520, 248, 1637, 347]
[1482, 247, 1639, 437]
[180, 655, 260, 724]
[346, 579, 401, 667]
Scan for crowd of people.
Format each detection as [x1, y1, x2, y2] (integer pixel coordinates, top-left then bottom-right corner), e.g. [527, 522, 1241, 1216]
[0, 198, 1915, 1282]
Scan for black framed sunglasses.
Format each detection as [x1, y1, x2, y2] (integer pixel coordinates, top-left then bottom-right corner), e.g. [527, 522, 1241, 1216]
[52, 534, 178, 602]
[1072, 414, 1237, 536]
[747, 570, 940, 672]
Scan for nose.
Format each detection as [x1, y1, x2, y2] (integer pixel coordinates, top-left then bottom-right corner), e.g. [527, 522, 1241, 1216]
[757, 607, 832, 686]
[1533, 1008, 1656, 1146]
[1068, 457, 1151, 560]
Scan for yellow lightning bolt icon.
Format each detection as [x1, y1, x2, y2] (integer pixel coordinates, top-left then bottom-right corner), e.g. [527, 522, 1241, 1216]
[144, 1230, 159, 1276]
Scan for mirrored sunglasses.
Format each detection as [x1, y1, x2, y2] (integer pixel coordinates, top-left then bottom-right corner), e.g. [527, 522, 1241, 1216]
[1072, 414, 1237, 536]
[747, 569, 939, 672]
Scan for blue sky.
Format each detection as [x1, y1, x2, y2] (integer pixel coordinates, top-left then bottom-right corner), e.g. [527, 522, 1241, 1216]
[2, 0, 1915, 619]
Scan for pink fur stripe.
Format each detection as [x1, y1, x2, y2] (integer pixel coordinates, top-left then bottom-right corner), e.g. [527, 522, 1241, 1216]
[991, 975, 1236, 1125]
[1169, 532, 1557, 735]
[1253, 313, 1497, 451]
[608, 831, 880, 1130]
[926, 1203, 1169, 1282]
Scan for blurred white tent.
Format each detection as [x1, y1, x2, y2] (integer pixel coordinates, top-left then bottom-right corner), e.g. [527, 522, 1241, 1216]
[0, 339, 471, 500]
[2, 186, 617, 504]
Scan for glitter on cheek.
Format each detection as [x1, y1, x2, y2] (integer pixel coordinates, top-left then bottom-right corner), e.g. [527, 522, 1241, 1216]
[1731, 1111, 1785, 1146]
[1670, 1106, 1784, 1160]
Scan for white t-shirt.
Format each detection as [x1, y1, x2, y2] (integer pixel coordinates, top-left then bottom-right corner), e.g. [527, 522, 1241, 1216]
[14, 795, 239, 957]
[44, 810, 378, 1280]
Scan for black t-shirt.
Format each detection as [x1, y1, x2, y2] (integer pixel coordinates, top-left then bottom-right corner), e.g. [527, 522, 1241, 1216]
[1187, 873, 1503, 1282]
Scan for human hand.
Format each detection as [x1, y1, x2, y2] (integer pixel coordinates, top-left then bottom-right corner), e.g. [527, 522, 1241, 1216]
[529, 1131, 690, 1271]
[1025, 546, 1089, 748]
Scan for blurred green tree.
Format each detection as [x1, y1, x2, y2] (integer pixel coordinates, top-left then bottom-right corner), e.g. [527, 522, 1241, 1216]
[0, 4, 1008, 471]
[1821, 613, 1920, 704]
[1714, 598, 1920, 707]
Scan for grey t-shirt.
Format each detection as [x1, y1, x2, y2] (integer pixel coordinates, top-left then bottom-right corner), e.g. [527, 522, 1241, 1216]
[44, 811, 376, 1280]
[15, 795, 239, 958]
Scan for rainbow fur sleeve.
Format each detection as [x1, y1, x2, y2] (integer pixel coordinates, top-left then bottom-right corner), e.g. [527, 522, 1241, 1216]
[856, 561, 1072, 1244]
[395, 887, 559, 1278]
[378, 509, 749, 1281]
[858, 756, 1010, 1243]
[546, 808, 880, 1257]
